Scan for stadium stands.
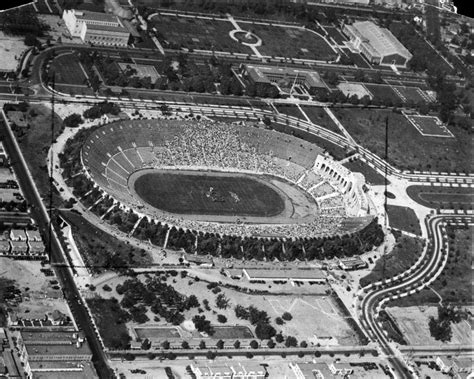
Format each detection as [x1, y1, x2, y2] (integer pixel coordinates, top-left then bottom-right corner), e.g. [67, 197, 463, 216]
[80, 119, 369, 238]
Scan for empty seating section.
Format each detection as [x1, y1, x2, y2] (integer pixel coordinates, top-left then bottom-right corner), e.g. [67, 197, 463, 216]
[122, 149, 143, 169]
[112, 152, 135, 174]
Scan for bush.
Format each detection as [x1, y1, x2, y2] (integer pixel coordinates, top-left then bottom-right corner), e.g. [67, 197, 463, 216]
[217, 314, 227, 323]
[282, 312, 293, 321]
[63, 113, 83, 128]
[102, 284, 112, 292]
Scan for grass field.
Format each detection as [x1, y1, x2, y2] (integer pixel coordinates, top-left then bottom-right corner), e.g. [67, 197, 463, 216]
[49, 53, 87, 85]
[393, 86, 431, 104]
[387, 306, 472, 346]
[332, 108, 472, 173]
[135, 327, 181, 340]
[300, 106, 342, 135]
[392, 225, 473, 306]
[386, 205, 421, 235]
[134, 171, 285, 217]
[275, 104, 305, 120]
[60, 210, 152, 274]
[212, 326, 254, 339]
[247, 23, 336, 61]
[149, 14, 252, 54]
[360, 234, 424, 287]
[406, 115, 453, 137]
[364, 84, 401, 104]
[406, 186, 473, 210]
[343, 160, 387, 186]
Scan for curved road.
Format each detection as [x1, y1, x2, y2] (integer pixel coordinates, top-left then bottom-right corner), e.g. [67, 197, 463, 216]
[359, 215, 473, 379]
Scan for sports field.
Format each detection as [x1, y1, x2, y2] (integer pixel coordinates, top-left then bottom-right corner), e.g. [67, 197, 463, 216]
[406, 115, 454, 137]
[212, 326, 254, 339]
[133, 171, 285, 217]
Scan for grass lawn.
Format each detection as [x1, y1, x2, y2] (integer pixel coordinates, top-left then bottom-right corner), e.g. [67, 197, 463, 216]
[149, 14, 252, 54]
[364, 84, 401, 104]
[49, 53, 87, 85]
[212, 326, 254, 339]
[13, 104, 64, 206]
[275, 104, 305, 120]
[134, 171, 285, 217]
[87, 297, 131, 349]
[406, 186, 473, 211]
[60, 210, 152, 274]
[391, 225, 473, 306]
[343, 160, 387, 186]
[386, 205, 421, 236]
[300, 106, 342, 135]
[332, 108, 472, 173]
[360, 234, 425, 287]
[248, 23, 336, 61]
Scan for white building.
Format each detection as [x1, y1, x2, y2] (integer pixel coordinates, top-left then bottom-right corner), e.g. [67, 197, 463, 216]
[343, 21, 412, 67]
[63, 9, 130, 46]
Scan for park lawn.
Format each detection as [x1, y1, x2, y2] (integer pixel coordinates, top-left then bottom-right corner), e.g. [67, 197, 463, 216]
[275, 104, 305, 120]
[49, 53, 87, 85]
[391, 226, 473, 307]
[360, 234, 425, 287]
[331, 108, 472, 173]
[60, 210, 152, 274]
[13, 104, 64, 206]
[300, 106, 343, 135]
[386, 205, 421, 236]
[406, 186, 473, 211]
[343, 160, 387, 186]
[248, 23, 336, 61]
[87, 297, 131, 350]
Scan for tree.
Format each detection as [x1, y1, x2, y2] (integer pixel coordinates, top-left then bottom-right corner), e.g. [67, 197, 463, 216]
[233, 340, 241, 349]
[199, 340, 206, 349]
[300, 341, 308, 348]
[250, 340, 259, 349]
[217, 314, 227, 323]
[285, 336, 298, 347]
[428, 317, 452, 342]
[206, 350, 216, 359]
[63, 113, 83, 128]
[24, 34, 39, 47]
[267, 339, 276, 348]
[216, 293, 230, 309]
[275, 333, 284, 343]
[216, 339, 225, 349]
[282, 312, 293, 321]
[275, 317, 284, 325]
[161, 340, 170, 349]
[181, 341, 190, 349]
[255, 322, 276, 340]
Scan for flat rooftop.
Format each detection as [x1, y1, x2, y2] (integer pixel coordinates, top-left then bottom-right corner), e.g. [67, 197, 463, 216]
[25, 343, 92, 357]
[244, 268, 326, 280]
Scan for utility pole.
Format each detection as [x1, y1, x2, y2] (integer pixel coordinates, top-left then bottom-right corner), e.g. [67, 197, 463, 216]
[382, 116, 389, 281]
[48, 75, 55, 262]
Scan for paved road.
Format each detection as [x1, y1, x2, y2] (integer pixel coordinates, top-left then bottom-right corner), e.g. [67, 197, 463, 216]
[0, 114, 114, 378]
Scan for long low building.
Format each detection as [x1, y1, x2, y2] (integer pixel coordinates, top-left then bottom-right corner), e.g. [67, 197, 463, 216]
[243, 268, 326, 283]
[343, 21, 412, 67]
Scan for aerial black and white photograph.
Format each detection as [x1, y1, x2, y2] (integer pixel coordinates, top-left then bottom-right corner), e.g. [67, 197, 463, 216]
[0, 0, 471, 378]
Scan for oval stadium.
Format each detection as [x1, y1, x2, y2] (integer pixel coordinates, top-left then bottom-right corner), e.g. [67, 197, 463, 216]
[80, 118, 372, 239]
